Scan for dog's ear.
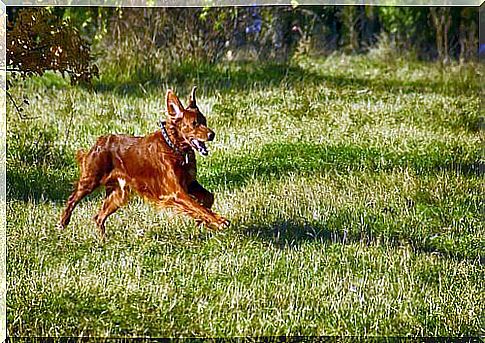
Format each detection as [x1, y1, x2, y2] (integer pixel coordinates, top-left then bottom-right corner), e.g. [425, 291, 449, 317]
[187, 86, 197, 109]
[167, 89, 184, 119]
[166, 89, 184, 119]
[166, 89, 184, 118]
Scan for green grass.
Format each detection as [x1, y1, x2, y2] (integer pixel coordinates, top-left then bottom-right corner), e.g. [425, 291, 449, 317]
[6, 54, 484, 337]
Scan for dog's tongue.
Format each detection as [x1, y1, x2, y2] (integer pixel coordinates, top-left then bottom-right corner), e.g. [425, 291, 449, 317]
[192, 139, 208, 156]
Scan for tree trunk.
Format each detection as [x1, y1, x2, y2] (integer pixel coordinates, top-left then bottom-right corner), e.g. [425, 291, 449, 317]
[430, 7, 451, 63]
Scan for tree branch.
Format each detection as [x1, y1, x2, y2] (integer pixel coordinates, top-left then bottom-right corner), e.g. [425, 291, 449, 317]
[6, 90, 38, 120]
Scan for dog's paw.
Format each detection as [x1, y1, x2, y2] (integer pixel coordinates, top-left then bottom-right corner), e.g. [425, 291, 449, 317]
[58, 216, 70, 230]
[201, 215, 230, 231]
[216, 216, 230, 230]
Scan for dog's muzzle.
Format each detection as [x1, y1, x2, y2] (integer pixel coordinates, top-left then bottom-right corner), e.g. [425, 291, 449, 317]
[191, 139, 209, 156]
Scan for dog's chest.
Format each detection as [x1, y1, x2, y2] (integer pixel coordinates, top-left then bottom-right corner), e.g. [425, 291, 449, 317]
[178, 152, 197, 180]
[184, 160, 197, 178]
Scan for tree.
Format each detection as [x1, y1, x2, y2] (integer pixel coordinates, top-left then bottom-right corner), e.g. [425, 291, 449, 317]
[7, 7, 98, 116]
[430, 7, 452, 63]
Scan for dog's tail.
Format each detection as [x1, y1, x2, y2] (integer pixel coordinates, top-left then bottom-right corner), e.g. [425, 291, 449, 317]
[75, 149, 87, 165]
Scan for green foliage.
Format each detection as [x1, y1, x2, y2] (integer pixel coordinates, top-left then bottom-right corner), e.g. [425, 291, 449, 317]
[61, 7, 112, 45]
[6, 4, 479, 98]
[7, 55, 483, 336]
[379, 7, 420, 35]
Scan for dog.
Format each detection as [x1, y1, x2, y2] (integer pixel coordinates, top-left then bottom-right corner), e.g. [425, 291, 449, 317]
[59, 87, 230, 239]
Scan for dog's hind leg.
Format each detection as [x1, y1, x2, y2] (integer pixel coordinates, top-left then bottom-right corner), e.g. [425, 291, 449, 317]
[60, 140, 113, 230]
[60, 176, 101, 229]
[93, 178, 129, 239]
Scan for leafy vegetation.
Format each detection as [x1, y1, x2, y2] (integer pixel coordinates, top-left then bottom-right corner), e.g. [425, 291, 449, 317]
[6, 54, 483, 336]
[7, 8, 98, 84]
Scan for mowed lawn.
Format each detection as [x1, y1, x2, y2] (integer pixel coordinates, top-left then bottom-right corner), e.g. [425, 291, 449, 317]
[7, 55, 484, 336]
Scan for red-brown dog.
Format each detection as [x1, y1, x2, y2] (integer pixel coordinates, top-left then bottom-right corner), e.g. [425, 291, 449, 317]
[60, 87, 229, 239]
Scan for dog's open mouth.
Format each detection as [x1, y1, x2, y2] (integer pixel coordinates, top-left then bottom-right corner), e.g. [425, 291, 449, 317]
[191, 139, 209, 156]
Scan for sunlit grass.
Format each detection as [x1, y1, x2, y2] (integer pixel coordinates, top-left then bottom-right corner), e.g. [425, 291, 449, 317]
[6, 55, 483, 336]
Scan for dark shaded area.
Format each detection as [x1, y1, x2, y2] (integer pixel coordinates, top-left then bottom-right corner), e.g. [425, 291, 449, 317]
[7, 168, 74, 203]
[7, 127, 76, 202]
[199, 141, 482, 191]
[7, 139, 481, 203]
[7, 165, 108, 204]
[93, 60, 479, 99]
[7, 129, 101, 203]
[241, 215, 483, 262]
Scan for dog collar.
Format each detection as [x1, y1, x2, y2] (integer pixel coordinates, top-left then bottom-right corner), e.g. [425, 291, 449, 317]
[159, 120, 190, 164]
[159, 120, 178, 152]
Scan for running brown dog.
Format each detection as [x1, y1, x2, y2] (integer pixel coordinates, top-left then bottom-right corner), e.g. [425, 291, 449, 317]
[59, 87, 229, 239]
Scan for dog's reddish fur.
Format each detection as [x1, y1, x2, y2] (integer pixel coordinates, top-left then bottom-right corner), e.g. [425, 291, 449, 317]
[60, 87, 229, 239]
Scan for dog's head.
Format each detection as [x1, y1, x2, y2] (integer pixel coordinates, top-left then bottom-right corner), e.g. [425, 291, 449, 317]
[165, 87, 215, 156]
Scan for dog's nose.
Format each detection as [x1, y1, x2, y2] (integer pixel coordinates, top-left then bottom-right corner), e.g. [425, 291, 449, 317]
[207, 131, 215, 141]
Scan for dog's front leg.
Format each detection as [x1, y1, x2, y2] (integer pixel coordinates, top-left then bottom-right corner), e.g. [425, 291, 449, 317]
[188, 181, 214, 209]
[162, 190, 229, 230]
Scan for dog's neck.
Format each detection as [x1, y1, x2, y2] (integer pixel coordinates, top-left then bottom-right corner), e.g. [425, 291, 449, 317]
[161, 120, 192, 154]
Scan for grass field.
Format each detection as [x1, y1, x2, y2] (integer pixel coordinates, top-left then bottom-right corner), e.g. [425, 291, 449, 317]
[7, 54, 484, 337]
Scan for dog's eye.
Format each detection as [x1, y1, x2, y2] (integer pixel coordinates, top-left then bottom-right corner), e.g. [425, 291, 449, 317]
[192, 121, 197, 127]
